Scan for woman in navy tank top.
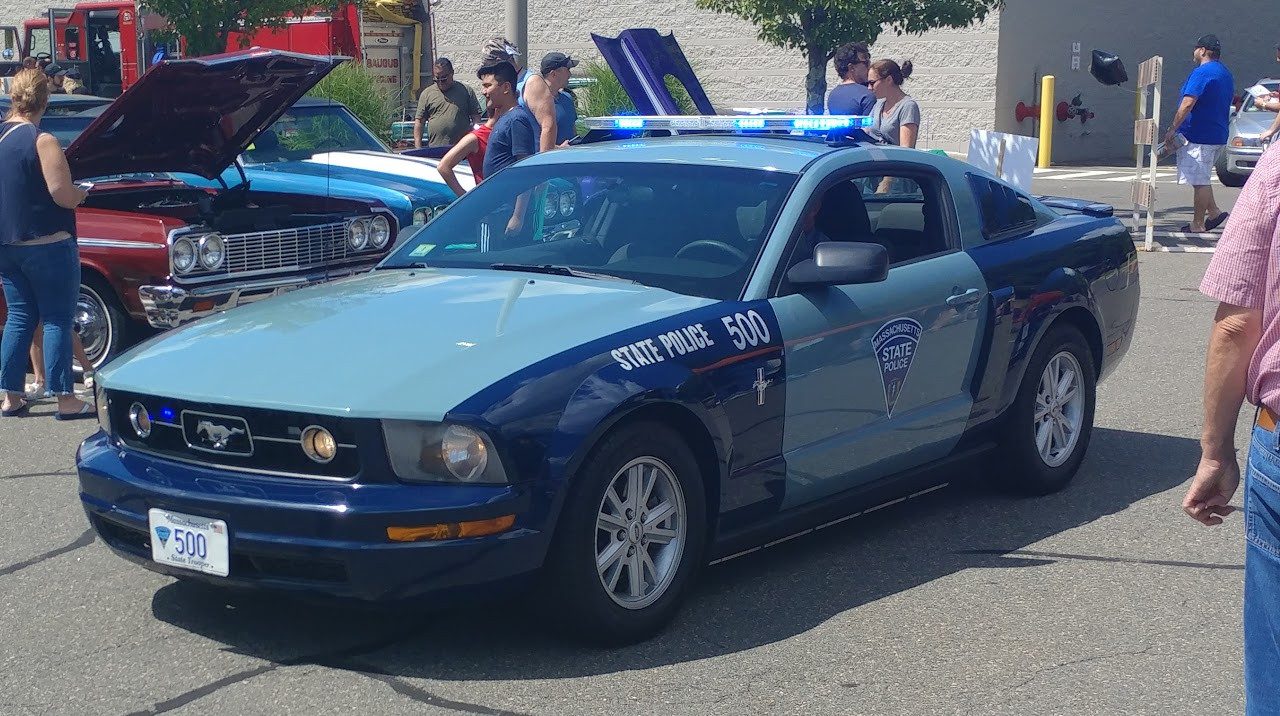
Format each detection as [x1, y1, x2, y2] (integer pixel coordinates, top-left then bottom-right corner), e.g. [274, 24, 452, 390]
[0, 68, 94, 419]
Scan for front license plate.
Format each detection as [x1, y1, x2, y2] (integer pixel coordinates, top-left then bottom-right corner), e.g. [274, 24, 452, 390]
[148, 508, 230, 577]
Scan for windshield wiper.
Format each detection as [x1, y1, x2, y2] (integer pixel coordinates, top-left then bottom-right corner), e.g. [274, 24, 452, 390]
[488, 263, 640, 284]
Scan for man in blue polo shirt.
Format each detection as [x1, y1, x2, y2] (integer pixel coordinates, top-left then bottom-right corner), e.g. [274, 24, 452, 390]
[1164, 34, 1235, 234]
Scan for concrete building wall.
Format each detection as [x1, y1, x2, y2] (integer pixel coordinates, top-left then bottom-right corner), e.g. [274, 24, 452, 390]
[432, 0, 1001, 151]
[994, 0, 1280, 163]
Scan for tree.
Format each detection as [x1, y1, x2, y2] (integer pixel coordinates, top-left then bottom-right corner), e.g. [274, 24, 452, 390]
[137, 0, 326, 57]
[693, 0, 1004, 114]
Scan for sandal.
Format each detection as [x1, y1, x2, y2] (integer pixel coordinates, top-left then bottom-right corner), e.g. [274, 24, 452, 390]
[2, 398, 30, 417]
[1206, 212, 1229, 231]
[24, 381, 48, 400]
[55, 402, 96, 421]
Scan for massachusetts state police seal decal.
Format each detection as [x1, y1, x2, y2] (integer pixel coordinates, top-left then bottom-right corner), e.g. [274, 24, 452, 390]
[872, 317, 923, 418]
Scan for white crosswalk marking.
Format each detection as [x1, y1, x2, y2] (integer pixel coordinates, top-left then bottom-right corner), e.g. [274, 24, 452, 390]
[1032, 166, 1193, 184]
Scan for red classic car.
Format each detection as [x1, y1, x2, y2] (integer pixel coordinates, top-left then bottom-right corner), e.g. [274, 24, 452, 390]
[0, 49, 399, 370]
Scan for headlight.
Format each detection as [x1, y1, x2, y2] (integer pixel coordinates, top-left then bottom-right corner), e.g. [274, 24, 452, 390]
[128, 401, 152, 438]
[381, 420, 508, 483]
[369, 215, 391, 249]
[412, 207, 429, 225]
[300, 425, 337, 463]
[94, 383, 111, 435]
[1234, 136, 1261, 147]
[172, 238, 197, 274]
[559, 190, 576, 217]
[348, 220, 369, 250]
[197, 233, 225, 270]
[543, 192, 559, 219]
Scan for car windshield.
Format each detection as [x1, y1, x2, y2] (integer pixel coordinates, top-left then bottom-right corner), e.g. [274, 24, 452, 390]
[241, 104, 389, 164]
[1244, 81, 1280, 113]
[381, 162, 798, 300]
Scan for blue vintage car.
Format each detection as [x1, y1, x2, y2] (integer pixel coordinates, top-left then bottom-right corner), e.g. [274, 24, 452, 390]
[78, 116, 1139, 644]
[43, 97, 457, 231]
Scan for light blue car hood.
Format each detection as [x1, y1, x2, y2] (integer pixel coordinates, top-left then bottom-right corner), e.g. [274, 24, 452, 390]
[100, 269, 714, 420]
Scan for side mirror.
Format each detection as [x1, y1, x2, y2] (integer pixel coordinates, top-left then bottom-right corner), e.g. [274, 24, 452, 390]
[787, 242, 889, 288]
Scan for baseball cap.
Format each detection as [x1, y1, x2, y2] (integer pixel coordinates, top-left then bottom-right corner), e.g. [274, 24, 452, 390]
[43, 62, 62, 77]
[65, 66, 80, 79]
[540, 52, 579, 74]
[1195, 34, 1221, 53]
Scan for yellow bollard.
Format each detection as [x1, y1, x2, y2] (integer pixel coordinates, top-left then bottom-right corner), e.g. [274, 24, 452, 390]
[1037, 75, 1055, 168]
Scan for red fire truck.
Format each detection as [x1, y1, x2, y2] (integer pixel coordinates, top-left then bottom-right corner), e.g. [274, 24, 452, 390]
[17, 1, 426, 104]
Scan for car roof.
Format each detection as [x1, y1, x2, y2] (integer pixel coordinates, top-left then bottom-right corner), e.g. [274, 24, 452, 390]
[520, 135, 842, 173]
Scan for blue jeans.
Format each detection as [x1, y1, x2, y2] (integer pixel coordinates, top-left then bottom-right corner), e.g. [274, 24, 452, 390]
[1246, 420, 1280, 715]
[0, 238, 80, 396]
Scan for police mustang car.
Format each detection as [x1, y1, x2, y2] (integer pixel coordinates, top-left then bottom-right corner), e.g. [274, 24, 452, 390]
[78, 115, 1140, 644]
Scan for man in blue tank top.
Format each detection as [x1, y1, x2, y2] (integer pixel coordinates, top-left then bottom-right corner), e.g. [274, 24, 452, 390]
[1164, 34, 1235, 235]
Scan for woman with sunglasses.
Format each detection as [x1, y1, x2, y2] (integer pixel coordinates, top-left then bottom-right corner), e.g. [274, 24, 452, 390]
[867, 59, 920, 149]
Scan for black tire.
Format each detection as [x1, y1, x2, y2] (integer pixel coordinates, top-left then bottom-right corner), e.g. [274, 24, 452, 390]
[539, 421, 707, 645]
[76, 276, 131, 373]
[993, 324, 1097, 496]
[1217, 164, 1247, 188]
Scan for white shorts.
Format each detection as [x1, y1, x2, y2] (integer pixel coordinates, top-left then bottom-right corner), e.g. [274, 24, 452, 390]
[1177, 142, 1223, 186]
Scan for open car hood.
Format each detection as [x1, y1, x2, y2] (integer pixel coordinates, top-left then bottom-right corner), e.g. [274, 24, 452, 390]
[590, 29, 715, 115]
[66, 49, 343, 181]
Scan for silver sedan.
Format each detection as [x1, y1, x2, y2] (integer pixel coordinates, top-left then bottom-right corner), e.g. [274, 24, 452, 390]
[1218, 77, 1279, 187]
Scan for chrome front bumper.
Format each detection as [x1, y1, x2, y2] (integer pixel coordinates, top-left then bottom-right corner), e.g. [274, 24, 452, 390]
[139, 266, 373, 329]
[1224, 146, 1265, 175]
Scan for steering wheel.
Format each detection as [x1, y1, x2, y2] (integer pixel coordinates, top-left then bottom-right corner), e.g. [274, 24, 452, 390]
[675, 240, 748, 264]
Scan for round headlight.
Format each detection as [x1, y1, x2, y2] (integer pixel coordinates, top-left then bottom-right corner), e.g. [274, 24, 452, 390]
[348, 220, 369, 250]
[198, 233, 225, 270]
[440, 425, 488, 481]
[172, 238, 197, 274]
[412, 207, 429, 225]
[559, 190, 576, 217]
[543, 192, 559, 219]
[369, 215, 391, 249]
[300, 425, 337, 463]
[128, 401, 152, 438]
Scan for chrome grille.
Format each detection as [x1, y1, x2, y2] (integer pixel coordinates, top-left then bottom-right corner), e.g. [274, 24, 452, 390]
[223, 221, 352, 275]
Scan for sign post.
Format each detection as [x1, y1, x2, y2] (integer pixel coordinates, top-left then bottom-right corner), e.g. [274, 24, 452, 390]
[1131, 56, 1162, 252]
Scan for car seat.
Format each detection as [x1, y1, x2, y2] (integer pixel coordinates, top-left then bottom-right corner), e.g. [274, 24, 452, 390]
[816, 181, 873, 242]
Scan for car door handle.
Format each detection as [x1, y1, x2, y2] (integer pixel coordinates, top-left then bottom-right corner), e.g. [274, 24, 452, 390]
[946, 288, 982, 307]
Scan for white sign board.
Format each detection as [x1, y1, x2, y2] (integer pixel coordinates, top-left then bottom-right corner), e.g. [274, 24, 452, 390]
[967, 129, 1039, 193]
[361, 21, 410, 97]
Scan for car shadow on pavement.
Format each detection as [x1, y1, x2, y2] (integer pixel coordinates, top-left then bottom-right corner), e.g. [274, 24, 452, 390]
[149, 426, 1202, 678]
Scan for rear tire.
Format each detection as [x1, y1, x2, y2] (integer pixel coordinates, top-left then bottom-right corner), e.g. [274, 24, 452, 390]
[540, 421, 707, 645]
[993, 324, 1097, 496]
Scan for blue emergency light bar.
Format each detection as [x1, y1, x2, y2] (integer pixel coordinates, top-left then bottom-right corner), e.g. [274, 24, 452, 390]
[581, 115, 874, 133]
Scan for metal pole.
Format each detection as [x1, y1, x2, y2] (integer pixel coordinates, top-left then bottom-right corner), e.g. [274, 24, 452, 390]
[1037, 75, 1055, 168]
[506, 0, 527, 64]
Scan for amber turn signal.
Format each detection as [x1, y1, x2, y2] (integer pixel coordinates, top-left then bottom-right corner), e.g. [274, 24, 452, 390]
[386, 514, 516, 542]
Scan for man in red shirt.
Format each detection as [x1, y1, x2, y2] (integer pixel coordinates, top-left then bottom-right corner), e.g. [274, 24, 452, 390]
[1188, 142, 1280, 714]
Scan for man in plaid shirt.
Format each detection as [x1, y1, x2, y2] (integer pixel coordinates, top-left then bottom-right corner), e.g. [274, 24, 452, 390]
[1190, 143, 1280, 714]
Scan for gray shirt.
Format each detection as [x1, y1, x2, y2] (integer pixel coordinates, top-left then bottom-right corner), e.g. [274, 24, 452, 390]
[872, 96, 921, 146]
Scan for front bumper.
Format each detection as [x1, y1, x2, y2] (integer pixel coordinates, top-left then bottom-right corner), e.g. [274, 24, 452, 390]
[138, 264, 378, 329]
[77, 432, 551, 603]
[1223, 145, 1265, 176]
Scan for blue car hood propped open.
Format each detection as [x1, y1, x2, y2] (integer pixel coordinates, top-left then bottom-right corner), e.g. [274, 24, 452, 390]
[591, 29, 716, 115]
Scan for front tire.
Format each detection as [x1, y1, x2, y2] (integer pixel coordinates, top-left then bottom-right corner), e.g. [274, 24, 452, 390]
[75, 277, 130, 372]
[540, 421, 707, 645]
[994, 324, 1097, 495]
[1216, 164, 1247, 188]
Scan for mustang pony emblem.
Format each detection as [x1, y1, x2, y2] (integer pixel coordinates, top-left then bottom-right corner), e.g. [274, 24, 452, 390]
[196, 420, 246, 450]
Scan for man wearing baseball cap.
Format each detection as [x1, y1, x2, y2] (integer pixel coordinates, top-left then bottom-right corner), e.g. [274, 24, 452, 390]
[479, 36, 559, 152]
[42, 63, 67, 94]
[1164, 34, 1234, 235]
[541, 52, 579, 145]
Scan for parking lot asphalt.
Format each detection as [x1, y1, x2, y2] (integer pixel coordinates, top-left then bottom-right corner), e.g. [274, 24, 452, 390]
[0, 251, 1251, 714]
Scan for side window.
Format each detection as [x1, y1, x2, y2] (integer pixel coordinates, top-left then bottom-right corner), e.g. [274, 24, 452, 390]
[786, 170, 951, 271]
[968, 174, 1039, 239]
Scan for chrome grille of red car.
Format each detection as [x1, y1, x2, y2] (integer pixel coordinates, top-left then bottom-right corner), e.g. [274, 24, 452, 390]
[223, 220, 352, 275]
